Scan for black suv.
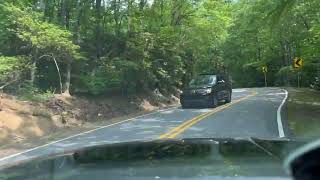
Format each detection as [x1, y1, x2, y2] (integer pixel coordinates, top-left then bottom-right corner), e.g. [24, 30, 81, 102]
[180, 74, 232, 108]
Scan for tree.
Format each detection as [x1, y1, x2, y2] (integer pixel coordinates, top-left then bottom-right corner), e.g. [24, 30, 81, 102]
[1, 0, 318, 97]
[1, 3, 79, 94]
[223, 0, 320, 88]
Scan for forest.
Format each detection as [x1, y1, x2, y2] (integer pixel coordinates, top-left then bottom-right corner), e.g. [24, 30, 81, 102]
[0, 0, 319, 97]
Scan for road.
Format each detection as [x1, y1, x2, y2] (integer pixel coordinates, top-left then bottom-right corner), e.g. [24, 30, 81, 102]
[0, 87, 289, 167]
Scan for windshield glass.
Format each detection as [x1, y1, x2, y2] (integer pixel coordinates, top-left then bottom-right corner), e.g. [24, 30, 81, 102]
[188, 75, 216, 88]
[0, 0, 320, 179]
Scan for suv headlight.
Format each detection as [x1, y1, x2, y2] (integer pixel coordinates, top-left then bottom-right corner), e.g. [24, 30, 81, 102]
[199, 88, 211, 95]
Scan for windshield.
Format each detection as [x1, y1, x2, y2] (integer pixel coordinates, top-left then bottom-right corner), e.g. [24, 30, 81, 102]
[0, 0, 320, 179]
[188, 75, 216, 88]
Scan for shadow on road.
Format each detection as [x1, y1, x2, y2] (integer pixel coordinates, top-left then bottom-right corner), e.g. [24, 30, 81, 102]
[179, 102, 227, 109]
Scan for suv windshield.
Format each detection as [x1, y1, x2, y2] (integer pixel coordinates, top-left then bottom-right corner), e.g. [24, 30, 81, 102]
[189, 75, 216, 88]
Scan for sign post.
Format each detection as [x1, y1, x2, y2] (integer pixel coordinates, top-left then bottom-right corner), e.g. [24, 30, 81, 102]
[293, 57, 303, 88]
[262, 66, 268, 87]
[297, 71, 301, 88]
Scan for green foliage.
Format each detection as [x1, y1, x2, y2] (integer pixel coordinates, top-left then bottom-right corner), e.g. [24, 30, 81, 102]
[0, 3, 79, 93]
[78, 62, 123, 95]
[0, 56, 29, 84]
[223, 0, 320, 88]
[0, 0, 319, 95]
[2, 3, 79, 57]
[17, 82, 54, 102]
[311, 77, 320, 90]
[0, 56, 21, 80]
[77, 57, 150, 95]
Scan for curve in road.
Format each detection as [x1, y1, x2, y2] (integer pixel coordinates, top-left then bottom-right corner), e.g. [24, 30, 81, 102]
[0, 88, 289, 167]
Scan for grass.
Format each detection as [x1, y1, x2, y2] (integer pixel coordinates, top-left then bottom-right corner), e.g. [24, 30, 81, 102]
[286, 87, 320, 139]
[12, 82, 54, 103]
[18, 90, 53, 103]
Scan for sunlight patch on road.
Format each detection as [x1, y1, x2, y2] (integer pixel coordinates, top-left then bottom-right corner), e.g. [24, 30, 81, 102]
[136, 131, 156, 135]
[189, 109, 212, 113]
[187, 127, 204, 131]
[233, 89, 247, 93]
[159, 110, 176, 114]
[266, 92, 286, 96]
[140, 118, 161, 122]
[55, 142, 78, 147]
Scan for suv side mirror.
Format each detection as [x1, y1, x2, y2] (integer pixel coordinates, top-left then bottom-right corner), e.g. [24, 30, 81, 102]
[217, 80, 225, 84]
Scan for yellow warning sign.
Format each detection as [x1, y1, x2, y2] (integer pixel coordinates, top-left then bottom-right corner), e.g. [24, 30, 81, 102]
[262, 66, 268, 73]
[293, 58, 303, 69]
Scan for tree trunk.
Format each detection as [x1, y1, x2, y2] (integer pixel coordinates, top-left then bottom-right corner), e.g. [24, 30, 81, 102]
[139, 0, 147, 12]
[74, 0, 83, 45]
[160, 0, 164, 26]
[113, 0, 121, 36]
[91, 0, 103, 76]
[96, 0, 102, 55]
[64, 58, 71, 95]
[30, 47, 38, 85]
[58, 0, 66, 26]
[30, 61, 36, 85]
[171, 1, 182, 26]
[43, 0, 54, 21]
[127, 0, 134, 36]
[65, 3, 71, 30]
[61, 0, 72, 95]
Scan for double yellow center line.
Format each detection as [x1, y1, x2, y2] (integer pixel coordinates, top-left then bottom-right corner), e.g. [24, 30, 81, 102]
[159, 91, 257, 139]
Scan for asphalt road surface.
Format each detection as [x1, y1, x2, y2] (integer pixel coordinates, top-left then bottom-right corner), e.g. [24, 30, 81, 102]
[0, 87, 289, 167]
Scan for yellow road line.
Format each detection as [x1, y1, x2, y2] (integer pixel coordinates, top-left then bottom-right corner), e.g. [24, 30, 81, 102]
[159, 91, 257, 139]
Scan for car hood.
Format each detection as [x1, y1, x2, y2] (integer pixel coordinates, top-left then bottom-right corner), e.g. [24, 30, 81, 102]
[0, 138, 308, 180]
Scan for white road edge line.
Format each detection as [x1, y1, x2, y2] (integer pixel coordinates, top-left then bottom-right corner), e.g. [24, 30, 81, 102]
[277, 89, 288, 138]
[0, 106, 178, 162]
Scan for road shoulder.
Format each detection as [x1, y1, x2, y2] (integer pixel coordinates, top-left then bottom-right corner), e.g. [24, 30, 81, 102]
[0, 105, 178, 159]
[285, 87, 320, 139]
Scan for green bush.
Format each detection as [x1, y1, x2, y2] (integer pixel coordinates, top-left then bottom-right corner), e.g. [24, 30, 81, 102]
[17, 82, 54, 102]
[76, 58, 152, 95]
[311, 77, 320, 90]
[77, 63, 122, 95]
[0, 56, 29, 84]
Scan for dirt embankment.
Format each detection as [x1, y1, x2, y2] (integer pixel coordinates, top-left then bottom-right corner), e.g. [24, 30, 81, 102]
[0, 90, 179, 156]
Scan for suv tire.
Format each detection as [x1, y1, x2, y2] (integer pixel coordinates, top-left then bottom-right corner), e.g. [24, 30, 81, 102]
[209, 95, 218, 108]
[225, 91, 232, 103]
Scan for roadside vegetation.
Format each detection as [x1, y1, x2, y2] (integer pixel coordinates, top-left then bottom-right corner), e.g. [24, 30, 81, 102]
[0, 1, 319, 96]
